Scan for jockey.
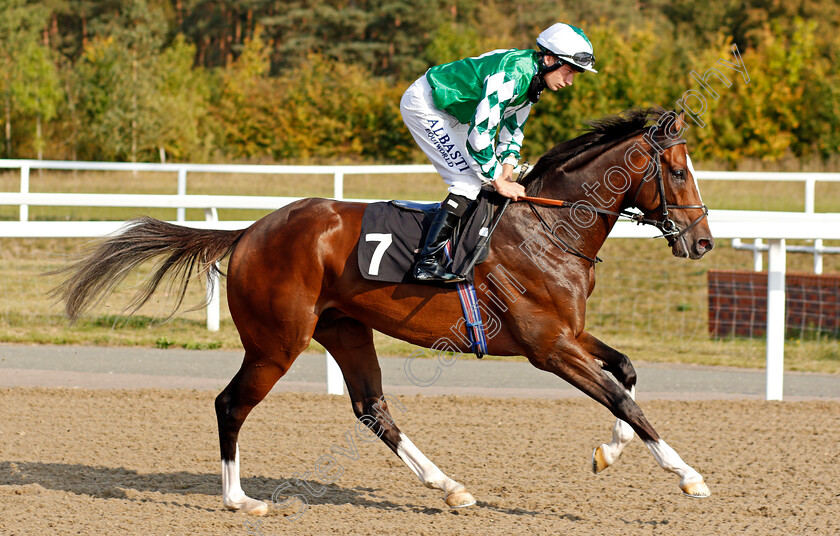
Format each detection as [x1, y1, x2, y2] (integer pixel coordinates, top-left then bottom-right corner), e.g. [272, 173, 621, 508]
[401, 22, 597, 283]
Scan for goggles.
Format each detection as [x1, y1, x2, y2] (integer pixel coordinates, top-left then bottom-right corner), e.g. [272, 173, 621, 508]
[555, 51, 595, 67]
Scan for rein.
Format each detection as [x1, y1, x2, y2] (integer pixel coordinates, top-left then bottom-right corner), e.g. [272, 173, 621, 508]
[518, 195, 565, 207]
[519, 136, 709, 262]
[526, 202, 602, 264]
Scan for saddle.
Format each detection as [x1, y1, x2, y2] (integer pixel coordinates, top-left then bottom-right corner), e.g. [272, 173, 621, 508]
[357, 187, 506, 284]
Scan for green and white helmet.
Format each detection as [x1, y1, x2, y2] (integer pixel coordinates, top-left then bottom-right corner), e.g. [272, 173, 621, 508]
[536, 23, 597, 73]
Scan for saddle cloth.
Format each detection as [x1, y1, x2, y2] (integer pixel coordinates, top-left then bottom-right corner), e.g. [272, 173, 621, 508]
[357, 187, 503, 284]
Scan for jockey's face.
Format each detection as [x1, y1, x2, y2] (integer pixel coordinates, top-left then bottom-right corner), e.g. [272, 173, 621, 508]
[543, 56, 579, 90]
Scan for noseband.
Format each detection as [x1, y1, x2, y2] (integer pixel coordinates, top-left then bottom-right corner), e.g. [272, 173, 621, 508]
[523, 136, 709, 263]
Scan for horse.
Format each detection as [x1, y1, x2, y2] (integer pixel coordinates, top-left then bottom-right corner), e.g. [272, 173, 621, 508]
[51, 108, 714, 515]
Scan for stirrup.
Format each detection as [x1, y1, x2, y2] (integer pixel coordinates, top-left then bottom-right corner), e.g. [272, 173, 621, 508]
[413, 258, 465, 283]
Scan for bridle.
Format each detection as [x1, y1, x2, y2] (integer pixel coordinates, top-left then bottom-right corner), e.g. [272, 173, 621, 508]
[522, 136, 709, 263]
[629, 138, 709, 243]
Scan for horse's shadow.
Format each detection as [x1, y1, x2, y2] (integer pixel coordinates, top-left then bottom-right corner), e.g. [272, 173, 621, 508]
[0, 461, 549, 517]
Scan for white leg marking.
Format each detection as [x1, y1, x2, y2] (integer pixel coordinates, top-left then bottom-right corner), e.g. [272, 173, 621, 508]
[599, 386, 636, 466]
[593, 386, 636, 472]
[222, 444, 268, 515]
[396, 432, 475, 507]
[645, 439, 710, 497]
[645, 439, 701, 482]
[396, 433, 458, 493]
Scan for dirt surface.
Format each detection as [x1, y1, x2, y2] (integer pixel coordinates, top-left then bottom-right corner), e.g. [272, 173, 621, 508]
[2, 387, 838, 536]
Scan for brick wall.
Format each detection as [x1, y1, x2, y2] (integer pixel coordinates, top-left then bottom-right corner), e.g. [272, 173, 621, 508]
[707, 270, 840, 338]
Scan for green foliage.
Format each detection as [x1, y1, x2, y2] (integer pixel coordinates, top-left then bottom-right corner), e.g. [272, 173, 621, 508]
[154, 34, 212, 161]
[689, 19, 840, 164]
[262, 0, 441, 78]
[425, 20, 483, 65]
[1, 0, 839, 167]
[71, 0, 168, 162]
[211, 26, 274, 159]
[0, 0, 58, 157]
[73, 35, 137, 160]
[12, 41, 62, 120]
[211, 29, 414, 162]
[271, 54, 413, 161]
[71, 2, 210, 162]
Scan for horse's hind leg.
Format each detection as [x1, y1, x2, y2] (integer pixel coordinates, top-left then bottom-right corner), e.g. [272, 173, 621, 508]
[530, 339, 710, 498]
[216, 352, 288, 515]
[313, 316, 476, 508]
[578, 332, 637, 474]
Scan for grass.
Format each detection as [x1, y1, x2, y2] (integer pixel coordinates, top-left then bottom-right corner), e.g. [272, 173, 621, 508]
[0, 167, 448, 222]
[585, 237, 840, 373]
[1, 167, 838, 374]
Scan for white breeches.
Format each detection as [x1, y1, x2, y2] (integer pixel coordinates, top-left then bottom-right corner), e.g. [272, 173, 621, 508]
[400, 76, 486, 201]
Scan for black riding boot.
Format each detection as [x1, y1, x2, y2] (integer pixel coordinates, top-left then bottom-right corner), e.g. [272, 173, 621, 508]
[413, 194, 469, 283]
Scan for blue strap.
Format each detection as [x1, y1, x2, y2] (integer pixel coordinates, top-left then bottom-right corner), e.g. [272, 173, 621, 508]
[455, 281, 488, 358]
[443, 240, 488, 358]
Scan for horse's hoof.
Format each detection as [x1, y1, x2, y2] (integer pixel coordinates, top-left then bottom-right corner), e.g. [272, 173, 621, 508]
[243, 500, 269, 515]
[445, 490, 477, 508]
[225, 497, 269, 516]
[681, 479, 711, 498]
[592, 445, 610, 474]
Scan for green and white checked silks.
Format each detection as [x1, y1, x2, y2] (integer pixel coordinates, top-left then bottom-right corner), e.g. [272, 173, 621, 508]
[425, 49, 538, 182]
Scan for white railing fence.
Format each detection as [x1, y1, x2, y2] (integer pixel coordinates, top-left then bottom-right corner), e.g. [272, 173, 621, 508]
[699, 170, 840, 273]
[731, 238, 840, 274]
[1, 160, 441, 397]
[2, 159, 840, 400]
[1, 159, 439, 222]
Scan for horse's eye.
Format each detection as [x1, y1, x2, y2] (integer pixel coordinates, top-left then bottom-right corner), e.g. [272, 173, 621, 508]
[671, 169, 685, 181]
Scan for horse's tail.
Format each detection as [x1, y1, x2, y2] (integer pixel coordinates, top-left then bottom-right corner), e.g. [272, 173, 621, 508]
[49, 216, 246, 323]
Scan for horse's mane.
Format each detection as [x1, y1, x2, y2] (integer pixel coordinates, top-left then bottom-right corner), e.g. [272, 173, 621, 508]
[523, 107, 668, 196]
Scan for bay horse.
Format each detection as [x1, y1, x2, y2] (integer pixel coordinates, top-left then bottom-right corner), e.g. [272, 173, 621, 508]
[52, 108, 714, 515]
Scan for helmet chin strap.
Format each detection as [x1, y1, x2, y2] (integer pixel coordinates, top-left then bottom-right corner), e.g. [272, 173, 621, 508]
[529, 51, 563, 103]
[529, 50, 574, 103]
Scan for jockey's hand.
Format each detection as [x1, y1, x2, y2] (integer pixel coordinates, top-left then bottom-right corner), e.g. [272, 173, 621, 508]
[491, 163, 526, 201]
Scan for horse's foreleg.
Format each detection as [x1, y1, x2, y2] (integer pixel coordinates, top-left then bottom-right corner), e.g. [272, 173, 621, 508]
[216, 355, 287, 515]
[592, 386, 636, 474]
[314, 317, 476, 508]
[578, 332, 637, 389]
[391, 429, 476, 508]
[531, 342, 710, 498]
[577, 332, 637, 474]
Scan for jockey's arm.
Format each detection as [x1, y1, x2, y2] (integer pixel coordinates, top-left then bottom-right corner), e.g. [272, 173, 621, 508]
[464, 72, 529, 201]
[491, 163, 525, 200]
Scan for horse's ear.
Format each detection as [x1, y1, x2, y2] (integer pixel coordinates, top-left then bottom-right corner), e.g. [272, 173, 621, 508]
[675, 110, 686, 130]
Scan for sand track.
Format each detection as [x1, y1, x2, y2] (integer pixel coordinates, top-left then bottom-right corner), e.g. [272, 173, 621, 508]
[2, 387, 838, 535]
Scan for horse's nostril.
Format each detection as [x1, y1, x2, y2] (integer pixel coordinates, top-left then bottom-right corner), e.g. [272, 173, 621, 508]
[699, 239, 713, 251]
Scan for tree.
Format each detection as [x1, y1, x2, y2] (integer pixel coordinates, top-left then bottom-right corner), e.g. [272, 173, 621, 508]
[270, 54, 412, 161]
[683, 18, 840, 165]
[73, 0, 172, 162]
[0, 0, 56, 158]
[0, 0, 836, 166]
[211, 24, 275, 159]
[153, 34, 211, 161]
[16, 40, 63, 159]
[262, 0, 440, 77]
[178, 0, 267, 68]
